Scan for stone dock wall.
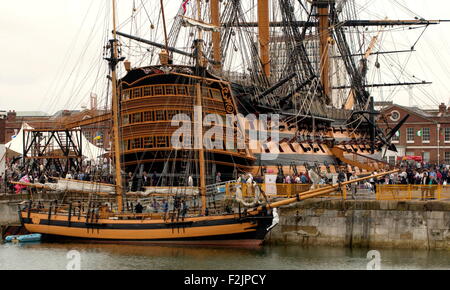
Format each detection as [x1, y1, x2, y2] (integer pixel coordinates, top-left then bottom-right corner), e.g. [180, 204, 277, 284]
[266, 199, 450, 250]
[0, 201, 20, 225]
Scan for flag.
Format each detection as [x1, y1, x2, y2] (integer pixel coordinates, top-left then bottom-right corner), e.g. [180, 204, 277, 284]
[417, 130, 422, 137]
[182, 0, 190, 14]
[395, 131, 400, 137]
[94, 132, 102, 140]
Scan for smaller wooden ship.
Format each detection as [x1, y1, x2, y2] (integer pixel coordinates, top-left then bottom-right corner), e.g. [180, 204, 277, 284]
[17, 0, 273, 246]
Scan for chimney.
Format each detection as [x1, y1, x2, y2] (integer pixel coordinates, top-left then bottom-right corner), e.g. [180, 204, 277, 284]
[439, 103, 446, 114]
[7, 110, 16, 120]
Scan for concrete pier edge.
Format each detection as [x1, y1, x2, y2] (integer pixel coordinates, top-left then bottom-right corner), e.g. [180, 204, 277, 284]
[265, 198, 450, 250]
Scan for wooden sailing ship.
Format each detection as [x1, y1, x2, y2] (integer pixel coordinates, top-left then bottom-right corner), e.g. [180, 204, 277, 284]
[17, 0, 444, 245]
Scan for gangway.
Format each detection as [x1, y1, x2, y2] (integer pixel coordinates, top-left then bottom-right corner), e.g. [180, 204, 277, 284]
[254, 170, 399, 212]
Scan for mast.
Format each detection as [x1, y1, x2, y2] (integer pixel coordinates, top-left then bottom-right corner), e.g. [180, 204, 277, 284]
[110, 0, 124, 212]
[195, 0, 207, 215]
[194, 0, 206, 67]
[258, 0, 270, 78]
[313, 0, 334, 101]
[196, 83, 207, 216]
[210, 0, 221, 71]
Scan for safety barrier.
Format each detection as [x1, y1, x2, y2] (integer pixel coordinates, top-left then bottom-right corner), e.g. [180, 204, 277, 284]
[225, 183, 342, 199]
[225, 183, 450, 201]
[376, 184, 450, 201]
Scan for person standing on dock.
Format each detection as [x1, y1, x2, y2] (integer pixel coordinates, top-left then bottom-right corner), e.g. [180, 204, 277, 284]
[349, 173, 358, 199]
[369, 171, 378, 194]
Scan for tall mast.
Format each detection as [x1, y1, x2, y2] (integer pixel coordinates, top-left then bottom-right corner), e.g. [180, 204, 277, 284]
[160, 0, 169, 53]
[194, 0, 207, 215]
[110, 0, 124, 212]
[196, 83, 207, 216]
[210, 0, 221, 71]
[194, 0, 206, 67]
[313, 0, 334, 102]
[258, 0, 270, 78]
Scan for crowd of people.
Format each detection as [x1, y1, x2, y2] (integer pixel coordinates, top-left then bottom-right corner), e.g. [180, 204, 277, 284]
[0, 159, 116, 194]
[2, 158, 450, 197]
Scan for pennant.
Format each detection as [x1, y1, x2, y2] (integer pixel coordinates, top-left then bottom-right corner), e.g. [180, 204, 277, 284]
[182, 0, 190, 14]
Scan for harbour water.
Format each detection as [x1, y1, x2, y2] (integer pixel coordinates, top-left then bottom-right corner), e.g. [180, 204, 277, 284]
[1, 242, 450, 270]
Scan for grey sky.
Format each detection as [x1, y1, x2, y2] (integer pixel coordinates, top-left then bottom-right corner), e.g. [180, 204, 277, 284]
[1, 0, 449, 114]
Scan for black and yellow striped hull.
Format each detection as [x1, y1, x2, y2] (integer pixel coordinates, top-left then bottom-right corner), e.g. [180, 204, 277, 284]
[20, 211, 273, 246]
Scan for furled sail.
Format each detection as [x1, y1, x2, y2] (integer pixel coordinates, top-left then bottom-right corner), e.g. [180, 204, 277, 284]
[181, 16, 220, 32]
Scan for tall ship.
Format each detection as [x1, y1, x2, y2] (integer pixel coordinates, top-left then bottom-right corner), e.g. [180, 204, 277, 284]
[13, 0, 444, 245]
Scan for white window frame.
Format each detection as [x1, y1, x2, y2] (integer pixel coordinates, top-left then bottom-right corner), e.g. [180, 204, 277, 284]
[423, 151, 430, 162]
[407, 128, 414, 143]
[422, 128, 430, 143]
[445, 152, 450, 163]
[445, 128, 450, 143]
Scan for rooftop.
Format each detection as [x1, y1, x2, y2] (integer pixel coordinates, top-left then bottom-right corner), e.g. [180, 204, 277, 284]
[15, 111, 50, 117]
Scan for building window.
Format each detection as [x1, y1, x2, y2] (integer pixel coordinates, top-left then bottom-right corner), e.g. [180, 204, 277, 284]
[445, 128, 450, 142]
[445, 152, 450, 163]
[423, 152, 430, 162]
[388, 156, 396, 165]
[83, 131, 92, 141]
[392, 132, 399, 142]
[422, 128, 430, 142]
[407, 128, 414, 142]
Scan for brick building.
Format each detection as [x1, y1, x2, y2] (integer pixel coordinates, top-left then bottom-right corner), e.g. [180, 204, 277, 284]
[378, 103, 450, 165]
